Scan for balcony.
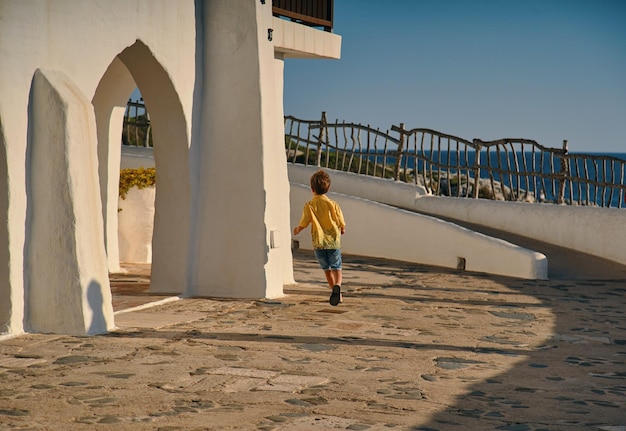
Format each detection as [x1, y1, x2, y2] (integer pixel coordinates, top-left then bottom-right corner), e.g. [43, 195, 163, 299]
[272, 0, 334, 32]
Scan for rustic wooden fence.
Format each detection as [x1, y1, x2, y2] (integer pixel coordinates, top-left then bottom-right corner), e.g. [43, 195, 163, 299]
[285, 113, 626, 208]
[122, 98, 152, 147]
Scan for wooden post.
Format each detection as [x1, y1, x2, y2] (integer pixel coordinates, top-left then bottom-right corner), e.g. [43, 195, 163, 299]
[394, 123, 405, 181]
[472, 139, 482, 199]
[557, 140, 568, 204]
[133, 102, 139, 146]
[145, 111, 151, 147]
[316, 111, 327, 167]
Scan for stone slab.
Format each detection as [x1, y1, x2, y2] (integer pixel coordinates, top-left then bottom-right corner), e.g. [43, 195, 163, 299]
[113, 311, 205, 329]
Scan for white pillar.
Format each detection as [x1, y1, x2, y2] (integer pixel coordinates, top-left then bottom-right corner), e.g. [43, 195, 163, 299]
[26, 69, 114, 335]
[273, 53, 296, 286]
[189, 0, 293, 298]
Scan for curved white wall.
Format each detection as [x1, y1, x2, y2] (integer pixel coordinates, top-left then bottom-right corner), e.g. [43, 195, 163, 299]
[290, 183, 547, 280]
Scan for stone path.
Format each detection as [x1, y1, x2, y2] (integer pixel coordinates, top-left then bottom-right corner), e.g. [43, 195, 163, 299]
[1, 250, 625, 430]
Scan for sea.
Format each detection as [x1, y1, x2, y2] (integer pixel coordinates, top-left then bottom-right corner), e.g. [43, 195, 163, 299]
[371, 151, 626, 208]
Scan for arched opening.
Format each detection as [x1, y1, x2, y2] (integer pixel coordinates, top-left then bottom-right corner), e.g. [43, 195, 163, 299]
[118, 89, 156, 266]
[92, 57, 138, 274]
[93, 40, 191, 308]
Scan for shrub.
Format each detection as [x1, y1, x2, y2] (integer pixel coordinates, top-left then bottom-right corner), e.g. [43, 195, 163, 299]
[119, 167, 156, 200]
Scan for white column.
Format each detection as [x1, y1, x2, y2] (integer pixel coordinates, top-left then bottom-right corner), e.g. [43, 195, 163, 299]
[26, 69, 114, 335]
[189, 0, 293, 298]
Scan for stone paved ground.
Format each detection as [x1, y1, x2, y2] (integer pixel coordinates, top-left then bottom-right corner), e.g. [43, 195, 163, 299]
[1, 250, 625, 430]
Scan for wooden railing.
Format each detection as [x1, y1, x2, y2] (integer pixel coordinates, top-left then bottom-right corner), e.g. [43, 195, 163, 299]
[122, 98, 152, 147]
[285, 113, 626, 208]
[272, 0, 333, 32]
[122, 97, 626, 208]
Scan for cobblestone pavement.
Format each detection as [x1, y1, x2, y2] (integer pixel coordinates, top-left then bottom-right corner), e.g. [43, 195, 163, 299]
[1, 250, 625, 430]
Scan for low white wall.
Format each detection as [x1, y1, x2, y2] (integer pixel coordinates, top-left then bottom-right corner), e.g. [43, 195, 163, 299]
[118, 147, 155, 264]
[118, 186, 155, 263]
[412, 196, 626, 266]
[291, 183, 547, 280]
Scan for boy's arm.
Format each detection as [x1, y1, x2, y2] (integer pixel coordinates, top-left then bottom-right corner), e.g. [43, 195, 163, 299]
[336, 203, 346, 235]
[294, 203, 312, 235]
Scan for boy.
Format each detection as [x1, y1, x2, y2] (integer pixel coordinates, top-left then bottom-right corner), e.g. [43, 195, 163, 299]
[293, 170, 346, 306]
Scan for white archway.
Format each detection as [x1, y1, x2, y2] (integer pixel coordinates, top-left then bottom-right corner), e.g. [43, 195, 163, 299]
[93, 57, 137, 274]
[97, 40, 191, 295]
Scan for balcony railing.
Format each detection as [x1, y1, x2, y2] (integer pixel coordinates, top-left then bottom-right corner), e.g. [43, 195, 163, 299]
[272, 0, 333, 32]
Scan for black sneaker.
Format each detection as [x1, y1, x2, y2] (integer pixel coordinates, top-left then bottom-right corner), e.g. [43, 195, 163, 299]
[329, 285, 341, 306]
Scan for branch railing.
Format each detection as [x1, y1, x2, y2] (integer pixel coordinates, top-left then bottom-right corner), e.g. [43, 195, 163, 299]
[122, 98, 152, 147]
[285, 113, 626, 208]
[120, 98, 626, 208]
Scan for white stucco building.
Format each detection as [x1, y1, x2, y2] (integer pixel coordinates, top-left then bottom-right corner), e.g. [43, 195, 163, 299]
[0, 0, 341, 337]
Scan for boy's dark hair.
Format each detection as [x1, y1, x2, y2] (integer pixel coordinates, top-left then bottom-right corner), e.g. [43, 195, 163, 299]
[310, 170, 331, 195]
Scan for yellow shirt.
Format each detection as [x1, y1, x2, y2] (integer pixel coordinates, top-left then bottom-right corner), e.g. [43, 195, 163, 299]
[298, 194, 345, 250]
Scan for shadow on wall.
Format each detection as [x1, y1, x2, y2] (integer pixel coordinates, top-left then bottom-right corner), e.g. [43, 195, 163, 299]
[0, 116, 10, 333]
[87, 280, 107, 335]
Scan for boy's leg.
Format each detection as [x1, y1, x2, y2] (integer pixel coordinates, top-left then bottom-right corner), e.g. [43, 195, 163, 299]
[331, 269, 343, 302]
[331, 269, 342, 286]
[329, 251, 343, 304]
[323, 270, 334, 289]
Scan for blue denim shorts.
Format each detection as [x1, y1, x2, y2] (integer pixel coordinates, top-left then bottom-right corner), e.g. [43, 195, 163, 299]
[314, 249, 342, 271]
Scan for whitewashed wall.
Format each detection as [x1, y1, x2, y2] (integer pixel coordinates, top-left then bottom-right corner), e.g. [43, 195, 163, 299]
[0, 0, 196, 336]
[0, 0, 341, 337]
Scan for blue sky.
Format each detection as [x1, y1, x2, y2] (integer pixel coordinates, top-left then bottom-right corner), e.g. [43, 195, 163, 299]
[283, 0, 626, 153]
